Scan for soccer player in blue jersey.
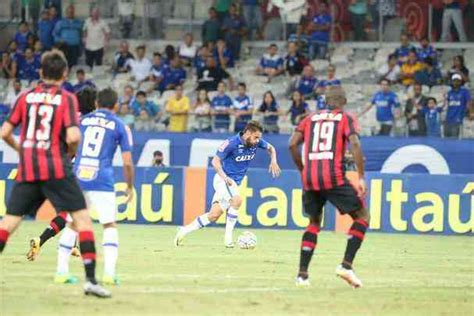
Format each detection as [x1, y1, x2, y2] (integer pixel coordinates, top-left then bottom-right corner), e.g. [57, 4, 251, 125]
[175, 120, 281, 247]
[30, 88, 134, 286]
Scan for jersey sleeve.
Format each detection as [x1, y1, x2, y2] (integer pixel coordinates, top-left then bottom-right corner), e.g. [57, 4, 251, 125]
[6, 94, 24, 127]
[344, 113, 360, 138]
[257, 138, 270, 149]
[296, 115, 309, 134]
[64, 94, 80, 128]
[216, 139, 236, 160]
[118, 123, 133, 153]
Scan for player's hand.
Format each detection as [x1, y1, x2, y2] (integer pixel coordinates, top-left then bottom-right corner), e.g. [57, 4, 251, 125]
[224, 176, 234, 186]
[357, 178, 367, 198]
[124, 186, 134, 203]
[269, 161, 281, 178]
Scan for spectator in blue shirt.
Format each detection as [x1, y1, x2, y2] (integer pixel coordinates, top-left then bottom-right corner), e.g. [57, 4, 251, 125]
[113, 41, 134, 74]
[44, 0, 62, 18]
[258, 91, 281, 134]
[53, 5, 83, 67]
[288, 91, 309, 126]
[309, 1, 332, 60]
[0, 103, 10, 126]
[256, 44, 285, 82]
[318, 64, 342, 89]
[15, 48, 40, 82]
[61, 81, 75, 93]
[157, 55, 186, 94]
[214, 39, 234, 69]
[414, 57, 443, 88]
[221, 4, 246, 60]
[7, 40, 22, 63]
[444, 74, 473, 138]
[422, 97, 443, 137]
[294, 65, 318, 99]
[131, 90, 160, 118]
[417, 37, 437, 63]
[48, 5, 60, 26]
[14, 22, 32, 52]
[233, 82, 254, 132]
[211, 81, 233, 132]
[150, 52, 169, 87]
[394, 33, 415, 64]
[360, 79, 401, 136]
[194, 46, 210, 73]
[73, 69, 96, 93]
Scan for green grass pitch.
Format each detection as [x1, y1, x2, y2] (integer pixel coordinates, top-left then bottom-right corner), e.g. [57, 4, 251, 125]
[0, 221, 472, 315]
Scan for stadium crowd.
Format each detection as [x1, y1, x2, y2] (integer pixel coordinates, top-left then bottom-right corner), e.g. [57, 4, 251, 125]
[0, 0, 473, 138]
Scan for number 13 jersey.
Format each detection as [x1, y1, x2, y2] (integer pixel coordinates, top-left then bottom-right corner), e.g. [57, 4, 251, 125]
[296, 109, 359, 191]
[74, 109, 133, 191]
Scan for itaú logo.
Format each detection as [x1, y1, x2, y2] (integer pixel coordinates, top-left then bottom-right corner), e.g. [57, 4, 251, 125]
[236, 154, 255, 162]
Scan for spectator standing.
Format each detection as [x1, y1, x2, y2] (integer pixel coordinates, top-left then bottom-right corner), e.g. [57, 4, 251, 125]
[131, 91, 161, 131]
[444, 74, 473, 138]
[1, 52, 16, 79]
[14, 22, 32, 52]
[166, 85, 190, 133]
[271, 0, 306, 36]
[233, 82, 254, 132]
[202, 7, 221, 44]
[360, 79, 401, 136]
[157, 55, 186, 94]
[441, 0, 467, 42]
[400, 50, 424, 87]
[48, 5, 60, 24]
[53, 5, 83, 67]
[37, 9, 55, 51]
[4, 79, 23, 106]
[309, 1, 332, 60]
[192, 89, 212, 132]
[446, 55, 470, 85]
[73, 69, 96, 93]
[216, 0, 232, 22]
[241, 0, 262, 40]
[423, 97, 443, 137]
[126, 45, 152, 84]
[394, 33, 415, 64]
[15, 47, 40, 82]
[258, 90, 281, 133]
[348, 0, 367, 41]
[114, 41, 134, 74]
[378, 54, 400, 84]
[83, 7, 110, 69]
[414, 57, 443, 88]
[285, 41, 307, 76]
[197, 56, 232, 92]
[288, 90, 309, 126]
[222, 4, 246, 60]
[211, 81, 233, 132]
[405, 83, 428, 136]
[214, 39, 235, 69]
[178, 33, 198, 66]
[44, 0, 61, 18]
[262, 0, 283, 40]
[256, 44, 285, 82]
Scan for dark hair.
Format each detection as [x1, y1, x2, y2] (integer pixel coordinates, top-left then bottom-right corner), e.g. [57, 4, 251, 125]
[41, 51, 68, 81]
[209, 7, 217, 13]
[136, 90, 147, 98]
[379, 78, 390, 85]
[19, 21, 28, 27]
[244, 120, 263, 133]
[424, 57, 434, 66]
[14, 79, 22, 86]
[77, 87, 97, 115]
[136, 45, 146, 50]
[421, 36, 429, 42]
[269, 43, 278, 49]
[320, 0, 329, 6]
[261, 90, 276, 107]
[97, 88, 118, 109]
[76, 69, 85, 75]
[454, 55, 465, 67]
[153, 52, 162, 58]
[409, 48, 417, 54]
[427, 97, 437, 104]
[153, 150, 163, 157]
[238, 82, 246, 89]
[388, 53, 397, 61]
[165, 45, 176, 60]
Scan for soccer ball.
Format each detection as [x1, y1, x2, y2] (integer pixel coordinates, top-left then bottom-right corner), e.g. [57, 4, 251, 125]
[237, 231, 257, 249]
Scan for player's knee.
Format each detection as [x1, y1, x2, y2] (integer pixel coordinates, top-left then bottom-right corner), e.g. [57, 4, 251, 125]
[354, 208, 370, 223]
[208, 206, 223, 222]
[230, 196, 242, 209]
[71, 209, 93, 231]
[103, 222, 117, 229]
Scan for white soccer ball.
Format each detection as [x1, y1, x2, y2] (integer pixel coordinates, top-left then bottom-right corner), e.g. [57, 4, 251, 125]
[237, 231, 257, 249]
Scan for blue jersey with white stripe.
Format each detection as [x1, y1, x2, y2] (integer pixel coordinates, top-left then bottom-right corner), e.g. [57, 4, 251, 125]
[74, 109, 133, 191]
[216, 133, 269, 185]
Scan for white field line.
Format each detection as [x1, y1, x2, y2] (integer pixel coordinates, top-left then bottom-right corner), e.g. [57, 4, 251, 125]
[130, 287, 299, 294]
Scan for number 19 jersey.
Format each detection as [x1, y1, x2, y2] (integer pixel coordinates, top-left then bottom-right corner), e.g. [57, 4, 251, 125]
[74, 109, 133, 192]
[296, 109, 359, 191]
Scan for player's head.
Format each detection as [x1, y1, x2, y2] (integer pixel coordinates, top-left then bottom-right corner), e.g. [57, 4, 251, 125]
[379, 78, 390, 92]
[451, 73, 462, 88]
[325, 87, 347, 109]
[77, 86, 97, 116]
[427, 97, 437, 109]
[40, 50, 68, 83]
[97, 88, 118, 112]
[242, 120, 264, 147]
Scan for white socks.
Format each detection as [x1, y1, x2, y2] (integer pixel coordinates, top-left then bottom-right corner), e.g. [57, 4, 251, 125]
[102, 227, 119, 277]
[225, 207, 239, 244]
[182, 213, 211, 235]
[56, 226, 77, 275]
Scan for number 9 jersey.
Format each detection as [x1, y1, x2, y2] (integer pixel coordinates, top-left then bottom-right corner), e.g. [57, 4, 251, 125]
[74, 109, 133, 191]
[296, 109, 359, 191]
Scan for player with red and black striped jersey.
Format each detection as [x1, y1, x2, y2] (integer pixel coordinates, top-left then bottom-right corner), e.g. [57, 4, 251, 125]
[0, 50, 110, 298]
[289, 87, 370, 289]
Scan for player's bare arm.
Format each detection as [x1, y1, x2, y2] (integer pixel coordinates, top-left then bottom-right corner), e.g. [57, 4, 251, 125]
[348, 134, 366, 198]
[65, 126, 82, 156]
[211, 155, 232, 186]
[266, 144, 281, 178]
[1, 121, 20, 153]
[122, 151, 135, 203]
[288, 130, 304, 172]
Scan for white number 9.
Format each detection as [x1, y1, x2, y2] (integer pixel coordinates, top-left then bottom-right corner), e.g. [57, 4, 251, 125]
[82, 126, 106, 158]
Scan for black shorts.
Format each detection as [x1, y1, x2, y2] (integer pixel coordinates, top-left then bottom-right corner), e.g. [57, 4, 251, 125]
[303, 182, 364, 217]
[7, 176, 86, 217]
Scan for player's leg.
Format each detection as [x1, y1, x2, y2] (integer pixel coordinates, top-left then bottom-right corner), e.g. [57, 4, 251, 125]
[55, 221, 79, 284]
[224, 180, 242, 247]
[296, 191, 325, 286]
[0, 215, 23, 253]
[327, 183, 370, 288]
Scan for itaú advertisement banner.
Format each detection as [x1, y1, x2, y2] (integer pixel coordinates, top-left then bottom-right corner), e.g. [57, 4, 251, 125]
[0, 165, 472, 235]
